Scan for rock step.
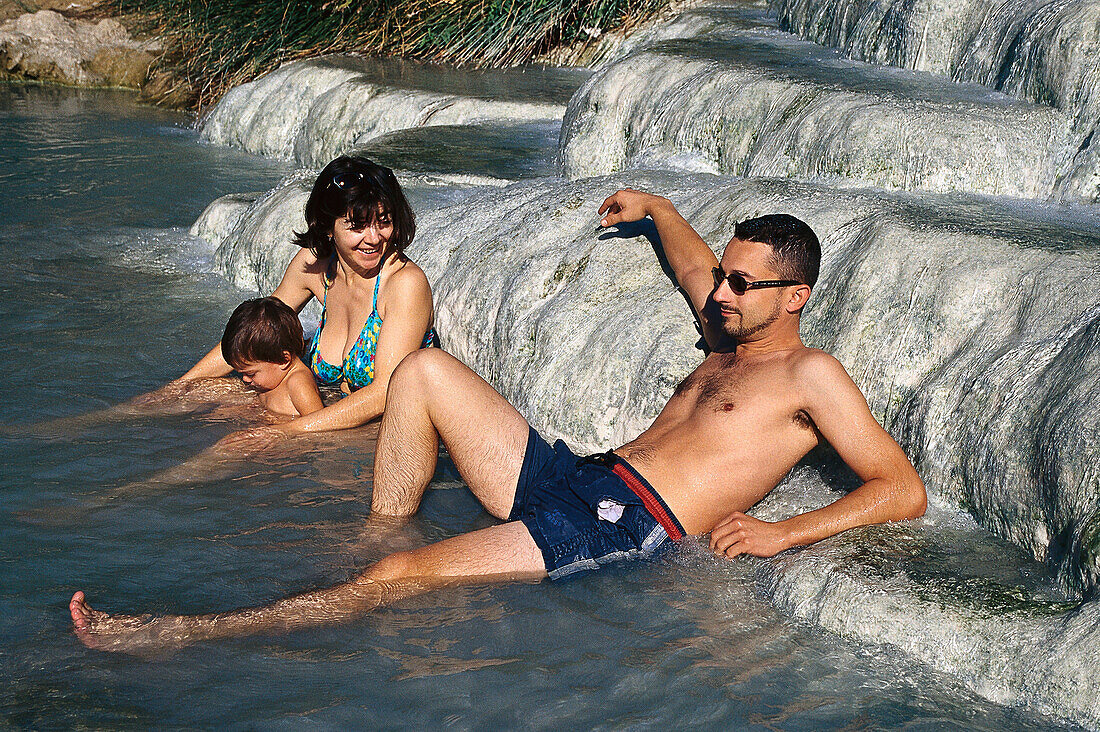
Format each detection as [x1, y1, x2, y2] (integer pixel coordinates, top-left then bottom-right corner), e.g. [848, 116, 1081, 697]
[199, 56, 590, 167]
[560, 2, 1088, 201]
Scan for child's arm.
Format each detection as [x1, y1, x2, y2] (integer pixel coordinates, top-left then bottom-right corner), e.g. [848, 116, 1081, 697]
[287, 370, 324, 417]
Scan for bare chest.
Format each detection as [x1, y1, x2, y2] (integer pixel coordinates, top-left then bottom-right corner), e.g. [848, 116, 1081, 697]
[671, 353, 811, 429]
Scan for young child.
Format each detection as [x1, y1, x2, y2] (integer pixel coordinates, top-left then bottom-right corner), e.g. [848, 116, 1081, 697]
[221, 297, 323, 418]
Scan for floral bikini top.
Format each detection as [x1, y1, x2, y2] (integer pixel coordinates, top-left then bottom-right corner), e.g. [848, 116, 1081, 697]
[307, 271, 435, 390]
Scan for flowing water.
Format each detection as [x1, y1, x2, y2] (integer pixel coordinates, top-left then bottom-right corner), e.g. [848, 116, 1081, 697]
[2, 0, 1099, 725]
[1, 85, 1064, 729]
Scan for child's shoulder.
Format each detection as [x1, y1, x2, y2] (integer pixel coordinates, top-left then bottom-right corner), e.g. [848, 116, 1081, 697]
[285, 362, 317, 387]
[283, 360, 323, 416]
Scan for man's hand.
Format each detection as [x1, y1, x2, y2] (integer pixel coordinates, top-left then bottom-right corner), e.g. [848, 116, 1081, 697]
[598, 189, 670, 228]
[709, 511, 792, 559]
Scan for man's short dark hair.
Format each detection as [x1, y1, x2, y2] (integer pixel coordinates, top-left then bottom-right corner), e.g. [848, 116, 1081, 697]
[734, 214, 820, 288]
[221, 297, 305, 369]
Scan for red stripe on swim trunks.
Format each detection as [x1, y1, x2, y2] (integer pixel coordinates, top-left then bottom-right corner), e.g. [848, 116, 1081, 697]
[611, 463, 684, 542]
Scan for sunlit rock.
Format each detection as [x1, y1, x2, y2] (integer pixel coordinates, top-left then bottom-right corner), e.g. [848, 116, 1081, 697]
[560, 4, 1089, 200]
[769, 0, 1100, 201]
[0, 10, 157, 88]
[199, 56, 586, 167]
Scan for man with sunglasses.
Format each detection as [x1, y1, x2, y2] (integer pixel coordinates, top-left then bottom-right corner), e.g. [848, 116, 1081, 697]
[590, 188, 926, 557]
[71, 188, 926, 649]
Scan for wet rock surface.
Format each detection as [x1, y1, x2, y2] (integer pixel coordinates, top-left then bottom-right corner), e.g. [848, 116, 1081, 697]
[0, 8, 159, 88]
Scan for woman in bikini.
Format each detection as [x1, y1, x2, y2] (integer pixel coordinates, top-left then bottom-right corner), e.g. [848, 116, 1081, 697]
[177, 155, 436, 437]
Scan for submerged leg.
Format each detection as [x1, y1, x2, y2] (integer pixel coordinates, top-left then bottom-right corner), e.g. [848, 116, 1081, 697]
[109, 426, 320, 495]
[373, 349, 532, 519]
[19, 378, 250, 439]
[70, 521, 546, 652]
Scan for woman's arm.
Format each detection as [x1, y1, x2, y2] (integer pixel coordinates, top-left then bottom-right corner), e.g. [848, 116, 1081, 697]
[176, 346, 235, 382]
[282, 264, 433, 434]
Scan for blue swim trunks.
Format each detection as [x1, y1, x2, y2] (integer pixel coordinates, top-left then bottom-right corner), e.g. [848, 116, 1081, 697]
[509, 427, 687, 580]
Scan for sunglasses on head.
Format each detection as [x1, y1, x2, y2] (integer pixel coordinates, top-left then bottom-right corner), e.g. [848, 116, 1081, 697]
[712, 267, 801, 295]
[329, 171, 365, 190]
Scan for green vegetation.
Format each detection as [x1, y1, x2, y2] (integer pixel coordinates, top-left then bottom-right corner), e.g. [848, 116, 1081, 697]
[112, 0, 668, 109]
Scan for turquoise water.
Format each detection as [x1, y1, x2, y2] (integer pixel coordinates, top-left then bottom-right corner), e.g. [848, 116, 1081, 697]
[0, 84, 1073, 729]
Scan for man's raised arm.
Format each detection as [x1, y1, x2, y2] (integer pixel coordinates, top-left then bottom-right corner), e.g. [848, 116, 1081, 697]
[599, 189, 723, 349]
[710, 351, 927, 558]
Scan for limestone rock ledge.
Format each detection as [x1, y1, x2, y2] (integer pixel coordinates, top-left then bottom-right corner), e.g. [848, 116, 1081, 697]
[0, 9, 160, 88]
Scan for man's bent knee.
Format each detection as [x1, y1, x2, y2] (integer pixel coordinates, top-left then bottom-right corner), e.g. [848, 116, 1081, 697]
[391, 348, 461, 394]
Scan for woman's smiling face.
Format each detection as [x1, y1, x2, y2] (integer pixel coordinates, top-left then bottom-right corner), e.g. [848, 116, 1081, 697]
[330, 205, 394, 270]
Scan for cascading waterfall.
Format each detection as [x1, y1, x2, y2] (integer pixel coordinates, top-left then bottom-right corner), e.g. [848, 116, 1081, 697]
[766, 0, 1099, 101]
[199, 56, 587, 168]
[188, 0, 1100, 725]
[559, 1, 1096, 200]
[768, 0, 1100, 199]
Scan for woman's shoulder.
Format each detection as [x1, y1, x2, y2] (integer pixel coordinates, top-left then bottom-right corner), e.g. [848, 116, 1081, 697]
[387, 259, 432, 296]
[272, 249, 330, 308]
[285, 248, 331, 281]
[381, 259, 433, 312]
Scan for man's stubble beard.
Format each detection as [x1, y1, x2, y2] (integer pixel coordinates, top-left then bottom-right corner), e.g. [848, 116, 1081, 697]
[722, 295, 784, 340]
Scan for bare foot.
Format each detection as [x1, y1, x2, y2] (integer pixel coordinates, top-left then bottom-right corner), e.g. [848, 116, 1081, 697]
[69, 590, 95, 631]
[69, 591, 162, 653]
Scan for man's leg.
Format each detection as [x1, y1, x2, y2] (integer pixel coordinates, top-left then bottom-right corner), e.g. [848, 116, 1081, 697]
[69, 350, 546, 651]
[372, 349, 533, 519]
[70, 521, 547, 652]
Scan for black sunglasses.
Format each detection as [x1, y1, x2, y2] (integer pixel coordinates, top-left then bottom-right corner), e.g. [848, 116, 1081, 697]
[328, 171, 365, 190]
[712, 267, 801, 295]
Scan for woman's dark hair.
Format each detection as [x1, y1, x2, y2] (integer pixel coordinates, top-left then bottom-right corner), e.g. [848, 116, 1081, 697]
[293, 156, 416, 259]
[221, 297, 305, 368]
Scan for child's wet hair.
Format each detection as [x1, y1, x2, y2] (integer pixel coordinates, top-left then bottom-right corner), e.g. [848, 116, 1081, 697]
[294, 155, 415, 259]
[221, 297, 305, 369]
